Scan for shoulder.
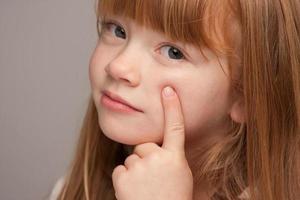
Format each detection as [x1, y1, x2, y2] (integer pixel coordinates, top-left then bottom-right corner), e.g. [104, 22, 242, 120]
[49, 176, 66, 200]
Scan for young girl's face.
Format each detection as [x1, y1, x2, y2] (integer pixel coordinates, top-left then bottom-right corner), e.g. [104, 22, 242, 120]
[89, 15, 239, 147]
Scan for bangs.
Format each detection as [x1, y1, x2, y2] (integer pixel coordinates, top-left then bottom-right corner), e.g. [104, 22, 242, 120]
[97, 0, 239, 57]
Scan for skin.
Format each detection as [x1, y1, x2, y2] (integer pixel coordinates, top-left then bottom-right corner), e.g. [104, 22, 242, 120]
[89, 15, 243, 199]
[112, 87, 193, 200]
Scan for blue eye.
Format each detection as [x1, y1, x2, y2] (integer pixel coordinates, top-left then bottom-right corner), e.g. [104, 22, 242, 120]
[160, 45, 185, 60]
[102, 22, 126, 39]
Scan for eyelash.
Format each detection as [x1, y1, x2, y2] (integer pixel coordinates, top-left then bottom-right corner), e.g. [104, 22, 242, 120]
[98, 20, 188, 61]
[158, 43, 187, 61]
[99, 20, 125, 38]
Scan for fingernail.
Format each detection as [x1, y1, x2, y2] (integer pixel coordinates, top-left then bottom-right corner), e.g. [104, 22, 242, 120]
[163, 86, 175, 97]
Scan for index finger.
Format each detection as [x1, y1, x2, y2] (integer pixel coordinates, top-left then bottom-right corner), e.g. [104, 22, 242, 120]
[161, 86, 186, 153]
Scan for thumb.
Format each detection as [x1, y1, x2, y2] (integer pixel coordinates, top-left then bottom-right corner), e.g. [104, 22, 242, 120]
[161, 86, 185, 153]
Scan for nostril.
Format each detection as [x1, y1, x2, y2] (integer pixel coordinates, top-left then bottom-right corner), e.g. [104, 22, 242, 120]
[104, 66, 110, 74]
[120, 78, 130, 82]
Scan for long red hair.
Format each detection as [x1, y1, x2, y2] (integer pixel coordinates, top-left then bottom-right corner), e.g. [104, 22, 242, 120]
[57, 0, 300, 199]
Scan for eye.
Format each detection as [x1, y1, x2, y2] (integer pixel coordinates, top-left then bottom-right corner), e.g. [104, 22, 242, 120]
[101, 21, 126, 39]
[160, 45, 185, 60]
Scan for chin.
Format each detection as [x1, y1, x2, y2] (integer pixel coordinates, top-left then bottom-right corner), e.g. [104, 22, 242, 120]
[99, 119, 163, 145]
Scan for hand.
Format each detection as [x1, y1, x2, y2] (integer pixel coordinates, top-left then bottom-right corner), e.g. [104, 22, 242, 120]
[112, 86, 194, 200]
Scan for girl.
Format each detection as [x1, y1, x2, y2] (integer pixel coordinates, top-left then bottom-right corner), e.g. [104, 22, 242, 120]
[50, 0, 300, 199]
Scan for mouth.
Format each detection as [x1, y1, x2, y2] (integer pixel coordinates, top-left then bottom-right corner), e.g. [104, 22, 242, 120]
[101, 90, 143, 113]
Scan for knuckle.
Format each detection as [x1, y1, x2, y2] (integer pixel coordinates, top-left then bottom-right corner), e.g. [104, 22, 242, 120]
[112, 165, 126, 182]
[124, 154, 139, 168]
[134, 142, 155, 152]
[133, 144, 143, 153]
[124, 154, 133, 163]
[148, 152, 163, 163]
[168, 123, 184, 132]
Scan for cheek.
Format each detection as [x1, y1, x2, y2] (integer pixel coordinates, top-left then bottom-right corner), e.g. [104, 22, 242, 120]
[88, 46, 109, 89]
[176, 80, 232, 139]
[88, 52, 97, 88]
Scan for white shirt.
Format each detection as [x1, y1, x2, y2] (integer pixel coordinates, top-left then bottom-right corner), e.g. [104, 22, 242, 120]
[49, 176, 65, 200]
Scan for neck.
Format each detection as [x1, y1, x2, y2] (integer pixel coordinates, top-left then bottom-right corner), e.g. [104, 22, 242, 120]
[185, 145, 215, 200]
[184, 130, 227, 200]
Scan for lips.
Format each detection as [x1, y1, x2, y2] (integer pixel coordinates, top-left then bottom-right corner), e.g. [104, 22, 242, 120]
[101, 90, 143, 112]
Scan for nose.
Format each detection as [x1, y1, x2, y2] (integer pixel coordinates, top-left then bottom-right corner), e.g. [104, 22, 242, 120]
[104, 45, 141, 87]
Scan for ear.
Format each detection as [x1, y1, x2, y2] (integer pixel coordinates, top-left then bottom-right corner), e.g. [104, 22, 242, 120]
[229, 97, 245, 124]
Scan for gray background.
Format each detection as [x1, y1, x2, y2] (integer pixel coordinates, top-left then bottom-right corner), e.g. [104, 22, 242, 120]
[0, 0, 97, 199]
